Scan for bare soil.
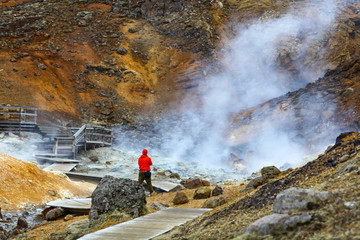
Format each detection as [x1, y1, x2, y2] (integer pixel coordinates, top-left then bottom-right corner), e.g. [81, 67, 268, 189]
[0, 153, 95, 211]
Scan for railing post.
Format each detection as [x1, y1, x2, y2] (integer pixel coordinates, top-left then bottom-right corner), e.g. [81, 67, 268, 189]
[54, 139, 59, 155]
[18, 107, 22, 134]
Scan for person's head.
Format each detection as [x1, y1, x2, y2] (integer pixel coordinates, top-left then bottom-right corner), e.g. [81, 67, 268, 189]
[142, 149, 148, 155]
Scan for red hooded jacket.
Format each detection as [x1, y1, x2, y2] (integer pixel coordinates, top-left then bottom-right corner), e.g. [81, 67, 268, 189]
[138, 149, 152, 172]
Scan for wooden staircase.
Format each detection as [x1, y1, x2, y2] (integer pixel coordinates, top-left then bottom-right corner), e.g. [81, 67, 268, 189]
[0, 106, 114, 170]
[35, 124, 113, 162]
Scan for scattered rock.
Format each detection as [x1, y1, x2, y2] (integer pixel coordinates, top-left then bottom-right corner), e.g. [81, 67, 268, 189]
[116, 47, 128, 55]
[202, 195, 227, 208]
[273, 187, 330, 214]
[0, 207, 2, 219]
[46, 207, 66, 221]
[244, 213, 312, 236]
[183, 178, 202, 189]
[38, 63, 46, 70]
[193, 187, 211, 199]
[339, 155, 350, 163]
[128, 28, 138, 33]
[16, 217, 28, 229]
[170, 173, 180, 179]
[261, 166, 280, 180]
[89, 156, 99, 162]
[64, 214, 74, 221]
[48, 190, 57, 196]
[246, 177, 265, 189]
[41, 206, 53, 217]
[173, 191, 189, 205]
[201, 180, 210, 186]
[337, 157, 360, 175]
[76, 11, 93, 27]
[245, 213, 288, 235]
[212, 185, 223, 196]
[89, 176, 146, 224]
[50, 219, 89, 240]
[344, 201, 358, 209]
[150, 202, 169, 210]
[11, 228, 19, 236]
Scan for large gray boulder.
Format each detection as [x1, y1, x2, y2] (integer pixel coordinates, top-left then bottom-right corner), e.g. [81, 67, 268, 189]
[89, 176, 146, 224]
[245, 213, 312, 235]
[273, 187, 330, 214]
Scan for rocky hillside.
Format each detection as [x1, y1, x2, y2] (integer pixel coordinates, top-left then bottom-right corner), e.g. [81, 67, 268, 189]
[0, 0, 359, 126]
[0, 152, 95, 211]
[154, 131, 360, 239]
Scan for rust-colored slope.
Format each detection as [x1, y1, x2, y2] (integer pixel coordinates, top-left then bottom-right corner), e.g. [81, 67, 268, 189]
[0, 0, 359, 126]
[0, 152, 95, 211]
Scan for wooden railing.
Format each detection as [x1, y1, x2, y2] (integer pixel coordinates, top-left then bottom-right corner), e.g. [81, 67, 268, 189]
[0, 106, 38, 124]
[54, 124, 113, 158]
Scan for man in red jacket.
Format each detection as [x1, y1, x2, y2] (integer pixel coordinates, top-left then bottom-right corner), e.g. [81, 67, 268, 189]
[138, 149, 155, 195]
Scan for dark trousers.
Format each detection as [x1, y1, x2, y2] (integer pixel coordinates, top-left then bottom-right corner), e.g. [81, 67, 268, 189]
[138, 171, 154, 193]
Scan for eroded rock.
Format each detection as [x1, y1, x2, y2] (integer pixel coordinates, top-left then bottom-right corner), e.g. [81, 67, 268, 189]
[244, 213, 312, 236]
[202, 195, 227, 208]
[89, 176, 146, 224]
[46, 207, 66, 221]
[261, 166, 280, 180]
[273, 187, 330, 214]
[173, 191, 189, 205]
[193, 187, 211, 199]
[182, 178, 209, 189]
[212, 185, 223, 196]
[16, 217, 28, 229]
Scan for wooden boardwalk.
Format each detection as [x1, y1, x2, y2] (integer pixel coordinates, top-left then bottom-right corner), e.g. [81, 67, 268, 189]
[47, 198, 91, 214]
[47, 198, 91, 210]
[43, 163, 78, 172]
[78, 208, 211, 240]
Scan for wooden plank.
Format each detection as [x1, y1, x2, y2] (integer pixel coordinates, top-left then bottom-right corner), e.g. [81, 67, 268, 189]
[35, 153, 74, 158]
[74, 125, 87, 138]
[85, 133, 113, 137]
[54, 137, 74, 141]
[36, 157, 80, 163]
[47, 198, 91, 209]
[44, 163, 77, 172]
[85, 141, 112, 145]
[54, 146, 73, 150]
[78, 208, 211, 240]
[64, 172, 103, 184]
[46, 198, 91, 214]
[152, 180, 184, 192]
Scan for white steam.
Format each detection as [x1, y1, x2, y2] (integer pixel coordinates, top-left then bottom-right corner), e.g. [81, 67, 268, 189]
[158, 0, 345, 173]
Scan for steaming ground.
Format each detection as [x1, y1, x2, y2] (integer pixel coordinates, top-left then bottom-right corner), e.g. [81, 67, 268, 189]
[0, 132, 247, 183]
[0, 128, 328, 185]
[0, 132, 42, 163]
[121, 0, 349, 174]
[0, 0, 350, 181]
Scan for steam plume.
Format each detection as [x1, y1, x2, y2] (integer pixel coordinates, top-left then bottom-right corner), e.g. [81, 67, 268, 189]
[156, 0, 346, 172]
